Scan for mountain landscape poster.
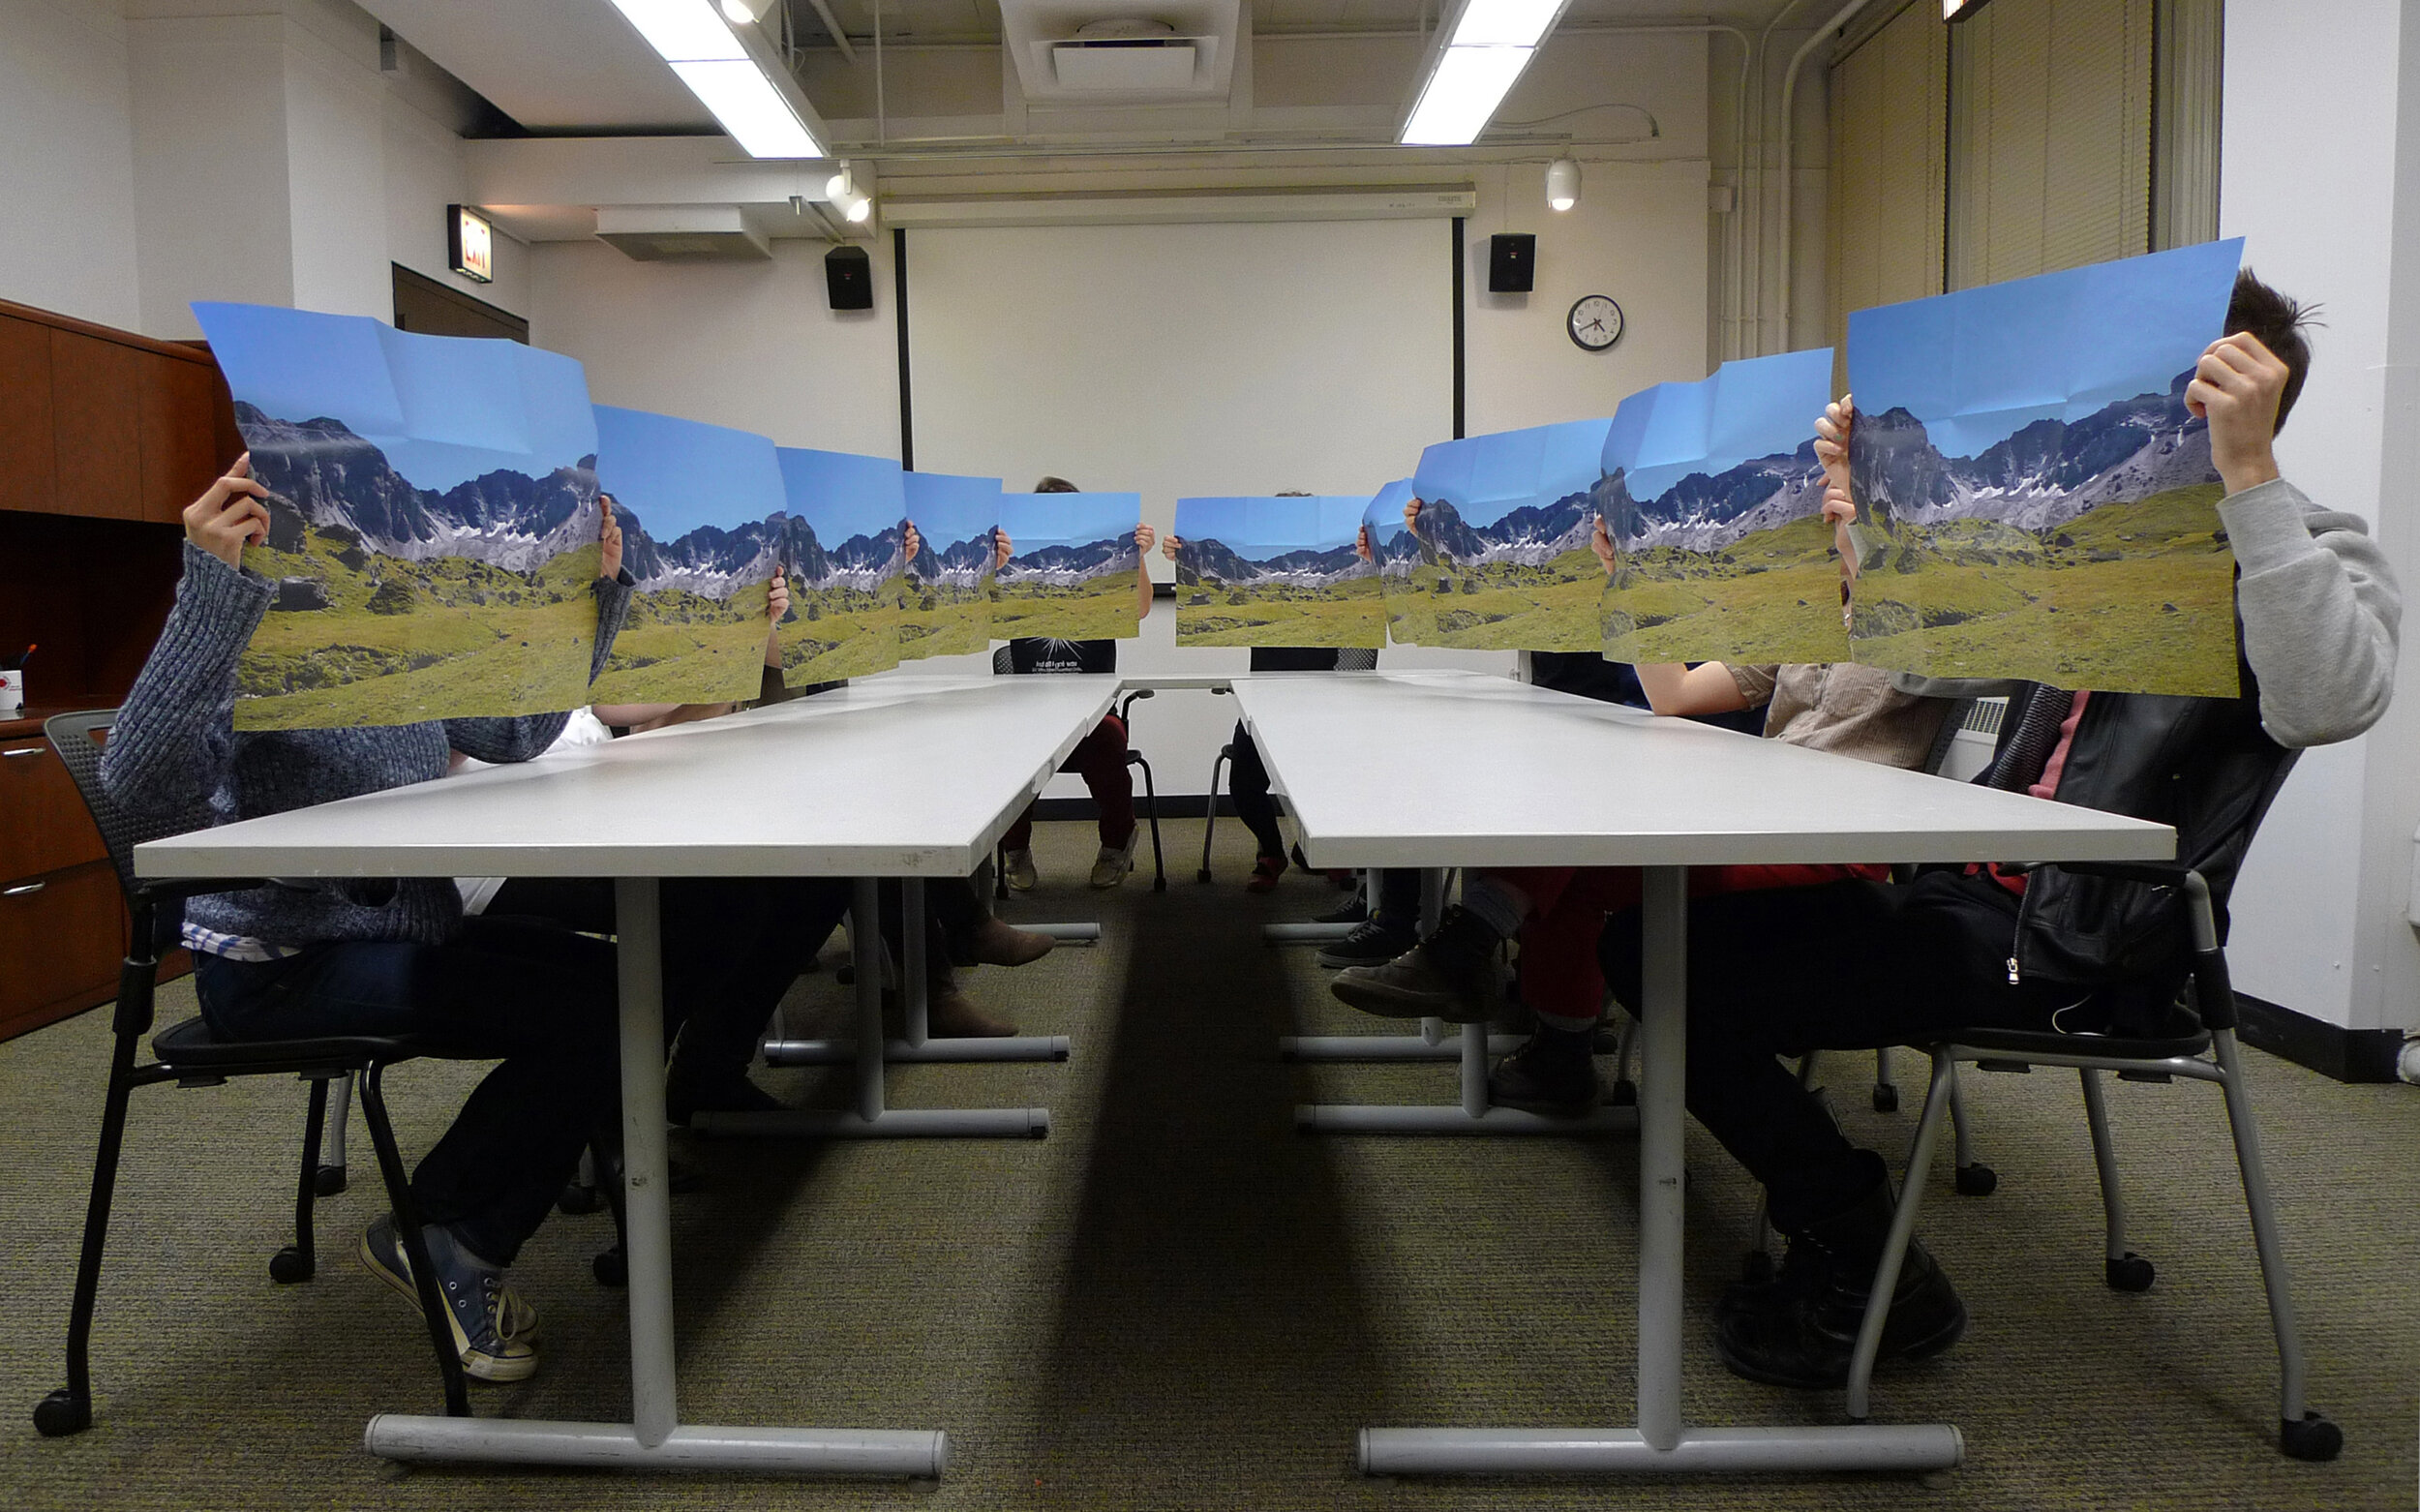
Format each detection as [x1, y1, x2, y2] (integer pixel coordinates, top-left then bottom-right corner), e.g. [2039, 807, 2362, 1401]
[194, 301, 609, 731]
[1406, 418, 1612, 651]
[1846, 239, 2245, 696]
[900, 470, 1001, 658]
[1171, 496, 1383, 648]
[1598, 348, 1840, 665]
[774, 447, 906, 684]
[590, 406, 791, 706]
[993, 492, 1144, 641]
[1364, 478, 1434, 646]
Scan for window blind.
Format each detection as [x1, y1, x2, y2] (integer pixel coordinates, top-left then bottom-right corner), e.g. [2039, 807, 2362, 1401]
[1828, 0, 1947, 391]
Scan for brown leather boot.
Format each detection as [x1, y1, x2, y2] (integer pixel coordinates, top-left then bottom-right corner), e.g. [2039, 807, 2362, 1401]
[955, 915, 1055, 968]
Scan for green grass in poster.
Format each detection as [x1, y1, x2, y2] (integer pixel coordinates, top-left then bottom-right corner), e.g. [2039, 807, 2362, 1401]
[991, 569, 1138, 641]
[775, 575, 903, 687]
[232, 531, 602, 731]
[1847, 484, 2239, 697]
[898, 579, 991, 659]
[1175, 574, 1383, 648]
[1602, 513, 1849, 665]
[590, 578, 777, 706]
[1380, 562, 1441, 646]
[1420, 548, 1608, 652]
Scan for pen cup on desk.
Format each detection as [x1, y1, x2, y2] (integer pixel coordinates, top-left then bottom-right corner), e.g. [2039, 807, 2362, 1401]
[0, 670, 20, 716]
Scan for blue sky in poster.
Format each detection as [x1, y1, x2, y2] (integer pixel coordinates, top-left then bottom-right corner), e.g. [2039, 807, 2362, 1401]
[1363, 478, 1417, 542]
[1411, 418, 1610, 525]
[1847, 239, 2244, 459]
[901, 469, 1001, 548]
[195, 301, 597, 496]
[999, 492, 1142, 553]
[1174, 497, 1368, 558]
[776, 447, 906, 546]
[1602, 348, 1835, 502]
[592, 405, 783, 543]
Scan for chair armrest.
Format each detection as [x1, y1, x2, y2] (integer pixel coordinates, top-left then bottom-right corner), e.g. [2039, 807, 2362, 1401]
[1119, 687, 1156, 721]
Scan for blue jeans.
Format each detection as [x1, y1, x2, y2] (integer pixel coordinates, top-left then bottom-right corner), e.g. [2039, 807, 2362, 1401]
[195, 916, 620, 1267]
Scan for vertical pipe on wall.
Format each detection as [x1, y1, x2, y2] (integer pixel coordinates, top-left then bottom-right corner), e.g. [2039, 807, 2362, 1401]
[892, 226, 913, 469]
[1450, 215, 1466, 438]
[1775, 0, 1879, 352]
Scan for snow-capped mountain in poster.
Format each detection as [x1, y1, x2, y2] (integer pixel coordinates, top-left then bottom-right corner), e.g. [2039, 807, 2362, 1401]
[1172, 496, 1382, 648]
[1406, 418, 1612, 651]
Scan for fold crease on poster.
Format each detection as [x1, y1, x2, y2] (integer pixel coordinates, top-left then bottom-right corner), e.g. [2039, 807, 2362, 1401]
[900, 470, 1003, 659]
[1406, 418, 1614, 651]
[993, 492, 1144, 641]
[1364, 478, 1433, 647]
[1172, 496, 1383, 648]
[194, 301, 609, 731]
[773, 447, 907, 684]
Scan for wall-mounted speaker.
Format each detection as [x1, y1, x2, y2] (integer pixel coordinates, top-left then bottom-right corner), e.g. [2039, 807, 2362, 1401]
[1488, 233, 1535, 294]
[825, 244, 873, 311]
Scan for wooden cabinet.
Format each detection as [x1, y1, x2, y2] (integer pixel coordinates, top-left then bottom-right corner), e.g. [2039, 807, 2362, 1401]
[0, 738, 106, 879]
[0, 318, 54, 517]
[0, 863, 128, 1040]
[48, 329, 145, 520]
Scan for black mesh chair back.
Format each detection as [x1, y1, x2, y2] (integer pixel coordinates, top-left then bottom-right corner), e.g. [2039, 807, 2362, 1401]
[30, 710, 470, 1438]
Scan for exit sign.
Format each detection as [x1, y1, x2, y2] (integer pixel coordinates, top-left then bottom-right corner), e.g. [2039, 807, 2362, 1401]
[448, 204, 494, 284]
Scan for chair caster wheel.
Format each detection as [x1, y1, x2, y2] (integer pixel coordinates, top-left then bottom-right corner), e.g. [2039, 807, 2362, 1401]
[32, 1388, 90, 1437]
[268, 1245, 315, 1284]
[1610, 1080, 1638, 1107]
[557, 1183, 601, 1216]
[1739, 1250, 1774, 1285]
[1153, 877, 1167, 892]
[835, 964, 856, 985]
[1954, 1163, 1997, 1196]
[2280, 1411, 2343, 1462]
[2104, 1252, 2156, 1291]
[314, 1164, 348, 1197]
[1195, 869, 1213, 884]
[1871, 1084, 1899, 1113]
[592, 1247, 627, 1287]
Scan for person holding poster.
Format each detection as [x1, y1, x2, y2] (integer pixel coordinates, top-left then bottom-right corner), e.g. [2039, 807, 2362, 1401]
[1609, 271, 2394, 1394]
[994, 477, 1158, 892]
[102, 458, 639, 1386]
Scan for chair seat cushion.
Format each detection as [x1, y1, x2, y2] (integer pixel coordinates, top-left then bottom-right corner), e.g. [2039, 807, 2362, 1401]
[150, 1016, 426, 1071]
[1946, 1021, 2213, 1062]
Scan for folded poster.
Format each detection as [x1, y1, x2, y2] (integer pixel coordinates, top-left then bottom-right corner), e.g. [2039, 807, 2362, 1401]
[1405, 419, 1612, 651]
[1848, 240, 2245, 697]
[588, 406, 792, 706]
[1364, 478, 1434, 647]
[992, 492, 1144, 641]
[773, 447, 906, 684]
[1171, 496, 1383, 648]
[899, 470, 1002, 659]
[195, 302, 608, 731]
[1598, 348, 1838, 665]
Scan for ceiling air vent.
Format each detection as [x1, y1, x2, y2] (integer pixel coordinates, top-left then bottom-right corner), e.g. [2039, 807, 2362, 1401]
[999, 0, 1241, 104]
[1054, 20, 1196, 92]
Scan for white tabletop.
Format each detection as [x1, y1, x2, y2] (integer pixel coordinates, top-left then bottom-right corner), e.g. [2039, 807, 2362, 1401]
[135, 675, 1119, 881]
[1232, 670, 2173, 869]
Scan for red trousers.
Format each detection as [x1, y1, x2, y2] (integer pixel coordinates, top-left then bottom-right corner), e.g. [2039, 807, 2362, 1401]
[1496, 862, 1890, 1021]
[1003, 714, 1134, 850]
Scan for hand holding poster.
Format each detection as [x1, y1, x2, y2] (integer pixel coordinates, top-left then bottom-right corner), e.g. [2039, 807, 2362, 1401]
[590, 406, 794, 706]
[1598, 348, 1839, 665]
[1405, 418, 1612, 651]
[194, 302, 610, 731]
[1363, 478, 1434, 647]
[1171, 496, 1383, 648]
[899, 470, 1002, 658]
[773, 447, 906, 684]
[1846, 239, 2245, 697]
[992, 492, 1145, 641]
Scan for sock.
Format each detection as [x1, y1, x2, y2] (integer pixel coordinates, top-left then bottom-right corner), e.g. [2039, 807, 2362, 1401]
[1535, 1008, 1599, 1034]
[1458, 874, 1530, 940]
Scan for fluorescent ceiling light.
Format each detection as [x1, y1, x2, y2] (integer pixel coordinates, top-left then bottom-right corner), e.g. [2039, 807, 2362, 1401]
[606, 0, 743, 62]
[1449, 0, 1563, 48]
[1402, 45, 1533, 145]
[672, 59, 822, 157]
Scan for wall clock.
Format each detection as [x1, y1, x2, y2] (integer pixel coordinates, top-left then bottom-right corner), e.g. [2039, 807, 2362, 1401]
[1568, 294, 1624, 352]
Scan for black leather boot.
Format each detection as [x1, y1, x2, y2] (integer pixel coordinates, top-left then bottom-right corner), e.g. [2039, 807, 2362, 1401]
[1714, 1175, 1966, 1390]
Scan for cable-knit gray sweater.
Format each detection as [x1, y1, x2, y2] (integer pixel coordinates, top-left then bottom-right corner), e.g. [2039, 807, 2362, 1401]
[101, 542, 634, 949]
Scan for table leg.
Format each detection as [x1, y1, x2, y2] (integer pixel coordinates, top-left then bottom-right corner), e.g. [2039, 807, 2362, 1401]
[1349, 863, 1962, 1477]
[362, 876, 951, 1475]
[902, 879, 929, 1048]
[854, 878, 886, 1124]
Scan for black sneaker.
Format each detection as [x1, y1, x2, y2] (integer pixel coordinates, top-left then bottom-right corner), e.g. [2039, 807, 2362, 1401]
[1712, 1180, 1966, 1390]
[1328, 906, 1506, 1023]
[360, 1215, 539, 1382]
[1313, 892, 1371, 926]
[1316, 916, 1417, 969]
[1487, 1027, 1603, 1116]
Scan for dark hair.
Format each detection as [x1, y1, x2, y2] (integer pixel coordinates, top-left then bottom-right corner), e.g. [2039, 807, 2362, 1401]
[2225, 269, 2316, 435]
[1276, 490, 1312, 497]
[1034, 476, 1079, 493]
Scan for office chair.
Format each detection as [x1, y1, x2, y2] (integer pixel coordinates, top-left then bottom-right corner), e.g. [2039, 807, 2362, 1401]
[33, 711, 468, 1436]
[986, 657, 1165, 893]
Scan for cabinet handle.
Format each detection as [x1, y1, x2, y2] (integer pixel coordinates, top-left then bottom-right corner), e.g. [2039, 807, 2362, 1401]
[2, 747, 42, 759]
[1, 881, 45, 897]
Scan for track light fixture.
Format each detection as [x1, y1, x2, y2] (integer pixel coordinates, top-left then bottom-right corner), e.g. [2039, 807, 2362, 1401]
[1546, 156, 1580, 212]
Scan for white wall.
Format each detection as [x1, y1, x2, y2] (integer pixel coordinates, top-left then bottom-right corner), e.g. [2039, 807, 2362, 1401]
[0, 0, 143, 328]
[2218, 0, 2420, 1031]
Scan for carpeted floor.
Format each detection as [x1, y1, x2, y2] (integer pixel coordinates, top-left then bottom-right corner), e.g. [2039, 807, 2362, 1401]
[1, 818, 2413, 1511]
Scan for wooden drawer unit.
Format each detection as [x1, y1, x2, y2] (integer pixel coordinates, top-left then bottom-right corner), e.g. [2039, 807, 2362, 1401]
[0, 737, 108, 882]
[0, 862, 125, 1034]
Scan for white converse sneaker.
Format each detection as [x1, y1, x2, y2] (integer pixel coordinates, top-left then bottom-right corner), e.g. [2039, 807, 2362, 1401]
[1088, 831, 1140, 889]
[1004, 847, 1039, 891]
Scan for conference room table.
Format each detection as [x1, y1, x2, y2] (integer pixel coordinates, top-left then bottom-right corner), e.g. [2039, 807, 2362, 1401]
[134, 673, 1119, 1475]
[1229, 669, 2172, 1476]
